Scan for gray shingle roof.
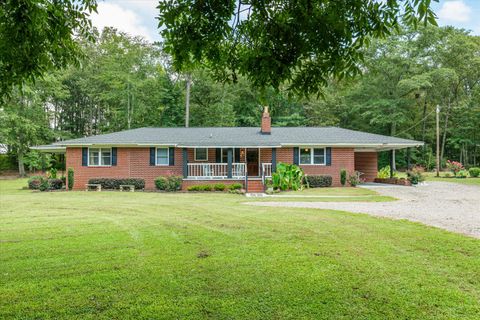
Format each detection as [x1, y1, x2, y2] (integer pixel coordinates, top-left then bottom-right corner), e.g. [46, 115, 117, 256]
[47, 127, 422, 149]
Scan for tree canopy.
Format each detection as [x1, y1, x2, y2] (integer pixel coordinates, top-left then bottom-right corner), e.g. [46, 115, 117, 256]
[0, 0, 97, 97]
[158, 0, 437, 96]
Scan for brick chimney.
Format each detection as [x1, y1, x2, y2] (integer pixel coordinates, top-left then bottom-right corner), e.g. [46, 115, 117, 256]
[261, 106, 271, 134]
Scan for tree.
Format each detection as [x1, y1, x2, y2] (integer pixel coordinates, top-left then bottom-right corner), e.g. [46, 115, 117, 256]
[157, 0, 437, 96]
[0, 0, 97, 98]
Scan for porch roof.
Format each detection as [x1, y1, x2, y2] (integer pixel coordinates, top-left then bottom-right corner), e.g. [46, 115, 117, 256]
[34, 127, 423, 150]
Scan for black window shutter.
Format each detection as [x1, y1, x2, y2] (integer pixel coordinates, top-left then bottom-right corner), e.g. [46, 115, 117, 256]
[293, 147, 299, 165]
[150, 147, 155, 166]
[169, 147, 175, 166]
[82, 147, 88, 166]
[111, 147, 117, 166]
[234, 148, 240, 163]
[215, 148, 221, 163]
[326, 147, 332, 166]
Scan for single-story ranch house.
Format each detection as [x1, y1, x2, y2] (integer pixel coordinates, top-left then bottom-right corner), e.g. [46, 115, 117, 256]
[34, 108, 422, 192]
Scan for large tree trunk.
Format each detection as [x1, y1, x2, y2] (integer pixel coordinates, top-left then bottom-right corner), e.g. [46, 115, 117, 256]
[440, 102, 451, 166]
[18, 150, 26, 177]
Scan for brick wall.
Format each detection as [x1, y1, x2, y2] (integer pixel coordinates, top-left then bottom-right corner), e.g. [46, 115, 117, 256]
[354, 152, 378, 182]
[66, 146, 361, 190]
[301, 148, 355, 186]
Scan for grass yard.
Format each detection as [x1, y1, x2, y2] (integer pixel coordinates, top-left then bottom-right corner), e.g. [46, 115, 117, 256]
[397, 171, 480, 186]
[1, 179, 479, 319]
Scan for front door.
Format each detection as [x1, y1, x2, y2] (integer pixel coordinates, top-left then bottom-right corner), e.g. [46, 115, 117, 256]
[246, 148, 259, 176]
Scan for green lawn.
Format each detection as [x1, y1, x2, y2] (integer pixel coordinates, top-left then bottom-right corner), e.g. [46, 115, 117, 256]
[258, 187, 396, 202]
[1, 179, 479, 319]
[397, 171, 480, 186]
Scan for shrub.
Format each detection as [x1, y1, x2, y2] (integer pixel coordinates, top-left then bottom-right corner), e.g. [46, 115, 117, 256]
[49, 167, 57, 179]
[272, 162, 305, 191]
[61, 176, 66, 185]
[229, 183, 243, 190]
[155, 176, 182, 191]
[67, 168, 74, 190]
[28, 176, 45, 189]
[377, 166, 390, 179]
[39, 179, 50, 191]
[304, 175, 332, 188]
[468, 167, 480, 178]
[214, 183, 226, 191]
[407, 167, 425, 185]
[48, 178, 63, 190]
[88, 178, 145, 190]
[340, 169, 347, 186]
[166, 176, 182, 191]
[446, 160, 463, 176]
[457, 170, 468, 179]
[348, 171, 360, 187]
[187, 184, 213, 192]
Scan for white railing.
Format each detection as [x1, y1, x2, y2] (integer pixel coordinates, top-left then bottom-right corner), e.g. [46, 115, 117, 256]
[262, 163, 272, 183]
[187, 163, 246, 179]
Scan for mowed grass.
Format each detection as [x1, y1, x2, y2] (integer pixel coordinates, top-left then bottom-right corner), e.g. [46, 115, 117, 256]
[1, 179, 479, 319]
[258, 186, 396, 202]
[397, 171, 480, 186]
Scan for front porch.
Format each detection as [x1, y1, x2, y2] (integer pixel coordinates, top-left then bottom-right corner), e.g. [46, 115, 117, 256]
[181, 147, 274, 182]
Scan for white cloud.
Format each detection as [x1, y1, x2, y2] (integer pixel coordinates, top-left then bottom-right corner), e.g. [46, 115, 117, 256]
[90, 2, 154, 41]
[437, 0, 472, 22]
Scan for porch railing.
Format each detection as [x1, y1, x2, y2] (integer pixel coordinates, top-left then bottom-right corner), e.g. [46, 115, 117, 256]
[262, 163, 272, 183]
[187, 163, 246, 179]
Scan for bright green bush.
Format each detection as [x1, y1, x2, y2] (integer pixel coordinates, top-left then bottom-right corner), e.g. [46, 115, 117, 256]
[456, 170, 468, 178]
[229, 183, 243, 190]
[468, 167, 480, 178]
[340, 169, 347, 186]
[214, 183, 226, 191]
[187, 184, 213, 192]
[67, 168, 74, 190]
[272, 162, 305, 191]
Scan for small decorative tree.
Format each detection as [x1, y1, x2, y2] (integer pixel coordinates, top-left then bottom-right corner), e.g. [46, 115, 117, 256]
[340, 168, 347, 186]
[272, 163, 305, 191]
[446, 160, 463, 177]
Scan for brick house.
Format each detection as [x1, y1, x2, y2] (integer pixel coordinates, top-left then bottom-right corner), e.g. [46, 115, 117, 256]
[34, 108, 422, 192]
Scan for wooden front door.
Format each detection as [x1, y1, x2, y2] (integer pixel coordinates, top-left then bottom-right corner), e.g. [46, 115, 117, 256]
[246, 148, 259, 176]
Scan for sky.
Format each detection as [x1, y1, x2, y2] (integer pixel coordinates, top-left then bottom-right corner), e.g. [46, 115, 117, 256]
[90, 0, 480, 43]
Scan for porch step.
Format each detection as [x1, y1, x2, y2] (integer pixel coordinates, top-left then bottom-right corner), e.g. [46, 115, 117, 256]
[247, 180, 264, 193]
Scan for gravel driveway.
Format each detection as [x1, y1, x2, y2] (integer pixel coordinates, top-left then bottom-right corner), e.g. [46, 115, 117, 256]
[248, 182, 480, 238]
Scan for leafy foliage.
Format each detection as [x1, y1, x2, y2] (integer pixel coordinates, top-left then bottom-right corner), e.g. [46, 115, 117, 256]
[0, 0, 97, 97]
[187, 184, 213, 192]
[340, 169, 347, 186]
[348, 172, 360, 187]
[272, 163, 305, 191]
[469, 167, 480, 178]
[27, 176, 45, 190]
[158, 0, 436, 96]
[67, 168, 74, 190]
[407, 167, 425, 185]
[304, 175, 332, 188]
[88, 178, 145, 190]
[155, 176, 182, 191]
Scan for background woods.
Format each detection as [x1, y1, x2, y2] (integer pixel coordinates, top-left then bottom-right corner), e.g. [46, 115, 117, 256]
[1, 26, 479, 175]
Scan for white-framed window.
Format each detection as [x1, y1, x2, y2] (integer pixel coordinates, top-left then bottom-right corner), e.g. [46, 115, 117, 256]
[194, 148, 208, 161]
[299, 147, 326, 165]
[222, 148, 237, 163]
[88, 148, 111, 166]
[156, 147, 169, 165]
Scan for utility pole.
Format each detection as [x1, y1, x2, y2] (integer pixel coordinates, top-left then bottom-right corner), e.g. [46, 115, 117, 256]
[436, 105, 440, 177]
[185, 73, 191, 128]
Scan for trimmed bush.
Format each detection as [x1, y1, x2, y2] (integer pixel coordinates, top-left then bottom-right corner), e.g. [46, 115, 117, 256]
[67, 168, 74, 190]
[61, 176, 67, 185]
[155, 176, 182, 191]
[456, 170, 468, 178]
[88, 178, 145, 190]
[214, 183, 226, 191]
[187, 184, 213, 192]
[154, 177, 168, 190]
[229, 183, 243, 190]
[348, 171, 360, 187]
[39, 179, 50, 191]
[469, 167, 480, 178]
[48, 178, 63, 190]
[28, 176, 45, 190]
[49, 168, 57, 179]
[340, 169, 347, 186]
[304, 175, 332, 188]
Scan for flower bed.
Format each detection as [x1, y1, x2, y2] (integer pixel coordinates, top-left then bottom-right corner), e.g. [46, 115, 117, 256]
[374, 177, 411, 186]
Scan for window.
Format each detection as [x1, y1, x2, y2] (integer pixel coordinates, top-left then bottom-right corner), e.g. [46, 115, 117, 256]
[194, 148, 208, 161]
[299, 148, 325, 165]
[88, 148, 111, 166]
[156, 147, 169, 165]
